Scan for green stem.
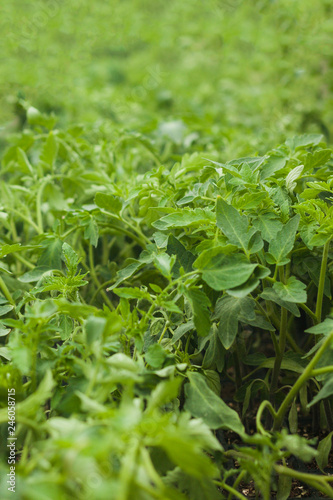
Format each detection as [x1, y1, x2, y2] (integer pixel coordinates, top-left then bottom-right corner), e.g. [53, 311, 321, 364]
[312, 366, 333, 377]
[274, 465, 333, 497]
[256, 400, 277, 436]
[36, 179, 49, 233]
[7, 207, 42, 234]
[298, 302, 318, 324]
[0, 276, 15, 305]
[228, 470, 247, 500]
[14, 253, 35, 270]
[213, 480, 247, 500]
[88, 244, 115, 310]
[270, 306, 288, 400]
[273, 331, 333, 430]
[315, 238, 331, 323]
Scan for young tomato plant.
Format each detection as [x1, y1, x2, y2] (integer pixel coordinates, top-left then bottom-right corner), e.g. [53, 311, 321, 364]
[0, 113, 332, 499]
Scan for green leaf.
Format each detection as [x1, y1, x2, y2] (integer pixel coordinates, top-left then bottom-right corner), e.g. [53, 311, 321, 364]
[62, 242, 80, 273]
[0, 243, 23, 259]
[288, 400, 298, 433]
[95, 192, 122, 214]
[113, 287, 150, 300]
[39, 131, 58, 168]
[197, 252, 257, 291]
[107, 260, 143, 291]
[276, 475, 292, 500]
[273, 277, 307, 303]
[266, 215, 300, 266]
[286, 134, 324, 151]
[84, 217, 99, 247]
[152, 208, 214, 230]
[308, 378, 333, 408]
[38, 238, 63, 270]
[260, 288, 300, 316]
[85, 316, 106, 346]
[260, 154, 287, 180]
[184, 372, 244, 434]
[0, 304, 14, 316]
[145, 343, 167, 368]
[253, 213, 284, 243]
[167, 235, 195, 276]
[185, 287, 211, 337]
[305, 318, 333, 335]
[17, 147, 34, 176]
[216, 197, 252, 253]
[316, 431, 333, 471]
[214, 295, 255, 349]
[18, 266, 51, 283]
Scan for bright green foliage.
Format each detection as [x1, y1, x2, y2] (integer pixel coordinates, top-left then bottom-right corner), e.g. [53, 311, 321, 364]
[0, 118, 332, 498]
[1, 2, 333, 496]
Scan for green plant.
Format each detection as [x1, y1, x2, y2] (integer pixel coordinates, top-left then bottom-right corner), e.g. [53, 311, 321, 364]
[0, 111, 332, 498]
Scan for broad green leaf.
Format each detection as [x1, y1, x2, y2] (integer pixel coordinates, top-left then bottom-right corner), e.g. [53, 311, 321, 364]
[38, 238, 63, 270]
[184, 372, 244, 434]
[0, 304, 14, 316]
[214, 295, 255, 349]
[260, 288, 300, 316]
[167, 235, 195, 276]
[185, 287, 211, 337]
[304, 149, 332, 170]
[154, 253, 176, 277]
[85, 316, 106, 345]
[273, 277, 307, 303]
[145, 343, 167, 368]
[260, 154, 287, 180]
[286, 134, 324, 151]
[253, 213, 284, 242]
[152, 208, 214, 230]
[266, 215, 300, 266]
[216, 197, 252, 253]
[18, 266, 51, 283]
[197, 252, 257, 291]
[0, 243, 23, 259]
[305, 318, 333, 335]
[95, 192, 122, 214]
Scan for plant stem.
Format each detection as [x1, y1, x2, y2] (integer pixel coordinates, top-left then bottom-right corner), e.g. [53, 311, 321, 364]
[274, 465, 333, 497]
[88, 244, 115, 310]
[213, 480, 247, 500]
[298, 302, 318, 324]
[315, 238, 331, 323]
[273, 331, 333, 430]
[36, 179, 49, 233]
[0, 276, 15, 305]
[270, 303, 288, 401]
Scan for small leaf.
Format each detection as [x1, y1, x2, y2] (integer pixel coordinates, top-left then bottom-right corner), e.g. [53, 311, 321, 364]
[316, 431, 333, 471]
[95, 192, 122, 214]
[267, 215, 300, 266]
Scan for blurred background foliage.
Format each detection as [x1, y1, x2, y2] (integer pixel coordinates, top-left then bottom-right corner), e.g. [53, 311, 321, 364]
[1, 0, 333, 156]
